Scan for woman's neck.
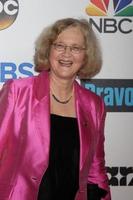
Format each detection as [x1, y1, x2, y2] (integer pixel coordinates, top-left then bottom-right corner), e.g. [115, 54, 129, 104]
[49, 73, 74, 98]
[49, 72, 76, 117]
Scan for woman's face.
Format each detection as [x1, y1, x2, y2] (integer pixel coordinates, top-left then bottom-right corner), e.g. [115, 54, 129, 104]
[49, 26, 86, 80]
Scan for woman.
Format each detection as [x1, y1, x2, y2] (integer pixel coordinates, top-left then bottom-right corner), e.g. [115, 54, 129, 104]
[0, 18, 111, 200]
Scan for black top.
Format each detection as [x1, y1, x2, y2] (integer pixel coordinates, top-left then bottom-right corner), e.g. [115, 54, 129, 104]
[38, 114, 80, 200]
[37, 114, 108, 200]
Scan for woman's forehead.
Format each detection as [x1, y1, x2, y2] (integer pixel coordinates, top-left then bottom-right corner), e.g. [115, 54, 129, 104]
[55, 27, 85, 44]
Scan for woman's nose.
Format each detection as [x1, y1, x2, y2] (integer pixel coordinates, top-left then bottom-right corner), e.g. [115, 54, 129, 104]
[63, 46, 72, 55]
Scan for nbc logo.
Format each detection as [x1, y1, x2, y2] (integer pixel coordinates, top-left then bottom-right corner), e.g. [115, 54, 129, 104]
[85, 0, 133, 33]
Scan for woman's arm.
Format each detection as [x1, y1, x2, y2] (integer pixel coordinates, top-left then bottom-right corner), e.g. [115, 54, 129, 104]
[87, 100, 111, 200]
[0, 80, 15, 153]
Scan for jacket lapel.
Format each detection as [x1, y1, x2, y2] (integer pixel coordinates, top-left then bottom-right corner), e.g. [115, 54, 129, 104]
[33, 72, 50, 173]
[75, 81, 95, 171]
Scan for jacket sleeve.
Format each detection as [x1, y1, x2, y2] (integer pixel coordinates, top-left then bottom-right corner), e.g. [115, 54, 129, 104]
[87, 183, 108, 200]
[87, 99, 111, 200]
[0, 80, 15, 148]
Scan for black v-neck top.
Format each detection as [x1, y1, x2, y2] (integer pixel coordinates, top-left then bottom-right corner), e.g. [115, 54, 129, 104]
[38, 114, 80, 200]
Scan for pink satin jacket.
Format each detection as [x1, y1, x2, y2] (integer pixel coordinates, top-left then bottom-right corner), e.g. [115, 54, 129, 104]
[0, 71, 111, 200]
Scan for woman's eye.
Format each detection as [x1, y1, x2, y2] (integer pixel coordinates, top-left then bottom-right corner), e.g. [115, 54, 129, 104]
[56, 44, 64, 49]
[72, 46, 80, 52]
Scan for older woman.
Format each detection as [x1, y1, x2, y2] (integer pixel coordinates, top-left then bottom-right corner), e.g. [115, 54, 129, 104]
[0, 18, 111, 200]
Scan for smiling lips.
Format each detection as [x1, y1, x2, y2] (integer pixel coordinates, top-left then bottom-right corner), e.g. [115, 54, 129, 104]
[58, 59, 73, 67]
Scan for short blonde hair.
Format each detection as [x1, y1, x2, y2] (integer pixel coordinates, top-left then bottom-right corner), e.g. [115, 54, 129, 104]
[34, 18, 102, 79]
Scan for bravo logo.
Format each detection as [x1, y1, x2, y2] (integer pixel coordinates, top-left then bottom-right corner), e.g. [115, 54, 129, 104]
[0, 0, 19, 30]
[85, 0, 133, 33]
[81, 79, 133, 112]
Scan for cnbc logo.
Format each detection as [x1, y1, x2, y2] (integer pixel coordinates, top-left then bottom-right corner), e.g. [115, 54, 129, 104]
[85, 0, 133, 34]
[0, 0, 19, 31]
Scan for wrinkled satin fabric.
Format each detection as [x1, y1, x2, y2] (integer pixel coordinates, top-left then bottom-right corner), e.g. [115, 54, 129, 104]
[0, 71, 111, 200]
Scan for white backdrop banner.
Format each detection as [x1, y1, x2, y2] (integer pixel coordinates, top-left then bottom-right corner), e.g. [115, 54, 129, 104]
[0, 0, 133, 199]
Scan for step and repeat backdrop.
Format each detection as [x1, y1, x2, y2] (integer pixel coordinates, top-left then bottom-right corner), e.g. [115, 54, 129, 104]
[0, 0, 133, 199]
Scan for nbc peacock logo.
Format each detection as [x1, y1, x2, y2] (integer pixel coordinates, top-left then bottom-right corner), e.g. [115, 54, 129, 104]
[85, 0, 133, 16]
[85, 0, 133, 33]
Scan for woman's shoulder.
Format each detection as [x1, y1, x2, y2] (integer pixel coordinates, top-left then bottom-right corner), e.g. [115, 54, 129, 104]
[3, 75, 34, 88]
[75, 80, 103, 102]
[75, 81, 106, 117]
[3, 71, 48, 90]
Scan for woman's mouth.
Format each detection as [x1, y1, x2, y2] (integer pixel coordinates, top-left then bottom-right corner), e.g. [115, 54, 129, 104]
[58, 59, 73, 67]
